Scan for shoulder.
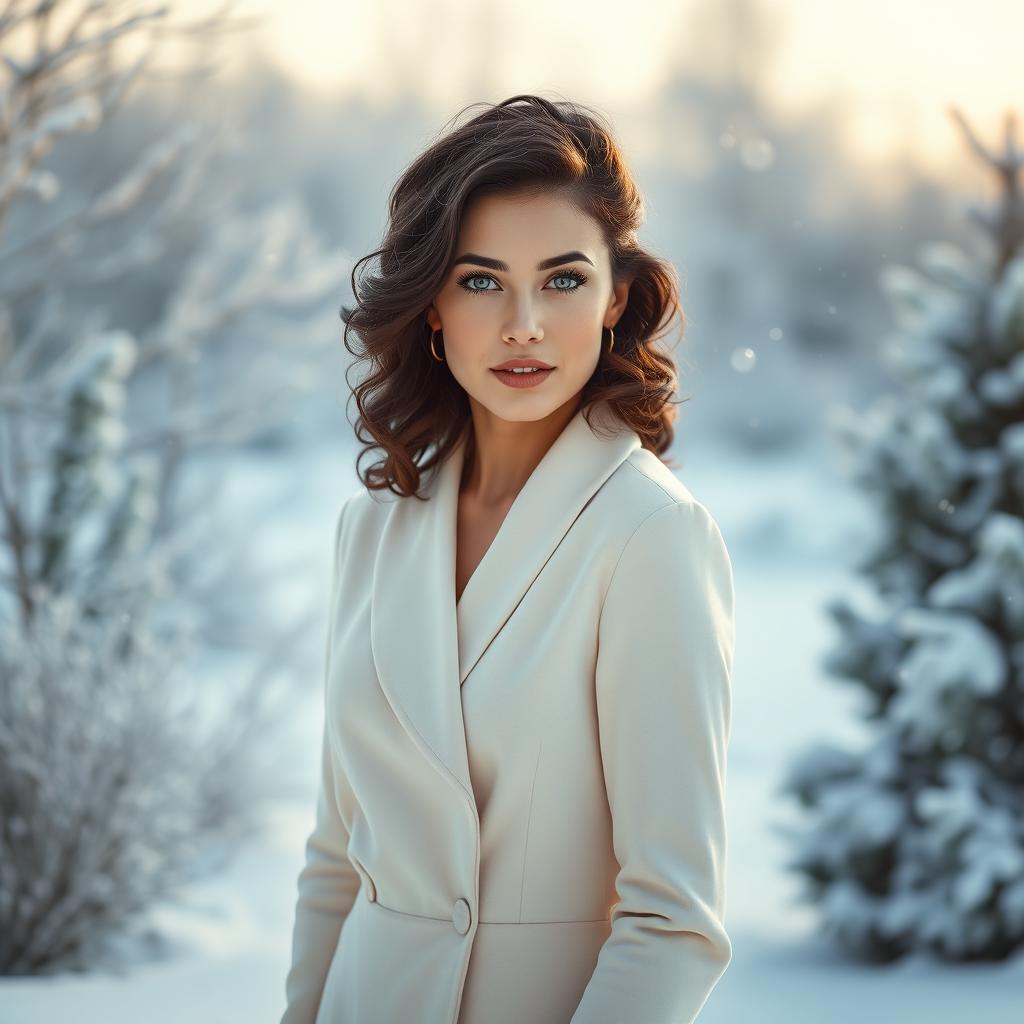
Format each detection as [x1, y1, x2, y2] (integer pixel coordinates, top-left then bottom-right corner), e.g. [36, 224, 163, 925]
[597, 447, 730, 561]
[335, 484, 395, 541]
[591, 448, 734, 619]
[319, 486, 396, 578]
[597, 453, 736, 657]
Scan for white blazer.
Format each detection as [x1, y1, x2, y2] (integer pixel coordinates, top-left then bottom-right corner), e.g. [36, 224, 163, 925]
[281, 400, 736, 1024]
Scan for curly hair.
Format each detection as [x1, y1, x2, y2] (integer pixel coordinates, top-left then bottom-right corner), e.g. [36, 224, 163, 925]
[340, 93, 690, 499]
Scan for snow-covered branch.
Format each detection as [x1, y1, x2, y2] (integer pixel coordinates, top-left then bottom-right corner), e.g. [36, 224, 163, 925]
[0, 0, 354, 976]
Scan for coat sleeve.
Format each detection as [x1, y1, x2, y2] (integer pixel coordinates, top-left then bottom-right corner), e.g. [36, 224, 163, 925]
[570, 499, 736, 1024]
[281, 499, 362, 1024]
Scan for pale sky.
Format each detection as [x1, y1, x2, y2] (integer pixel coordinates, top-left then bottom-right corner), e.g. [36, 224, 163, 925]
[187, 0, 1018, 172]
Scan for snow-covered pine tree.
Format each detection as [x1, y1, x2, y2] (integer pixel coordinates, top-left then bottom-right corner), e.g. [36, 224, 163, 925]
[778, 109, 1024, 963]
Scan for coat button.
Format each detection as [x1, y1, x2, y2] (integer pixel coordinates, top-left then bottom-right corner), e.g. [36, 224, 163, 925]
[451, 898, 472, 935]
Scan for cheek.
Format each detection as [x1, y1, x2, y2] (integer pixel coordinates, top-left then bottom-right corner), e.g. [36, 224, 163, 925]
[443, 297, 495, 336]
[433, 301, 482, 361]
[554, 315, 603, 360]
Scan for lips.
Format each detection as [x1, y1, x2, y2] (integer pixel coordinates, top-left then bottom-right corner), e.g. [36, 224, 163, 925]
[491, 360, 554, 371]
[490, 366, 555, 389]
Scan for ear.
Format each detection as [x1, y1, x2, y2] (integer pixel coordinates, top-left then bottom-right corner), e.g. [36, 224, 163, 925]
[606, 274, 634, 325]
[424, 303, 441, 332]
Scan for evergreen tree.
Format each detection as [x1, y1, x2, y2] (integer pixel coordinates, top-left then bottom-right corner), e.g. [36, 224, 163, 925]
[778, 110, 1024, 963]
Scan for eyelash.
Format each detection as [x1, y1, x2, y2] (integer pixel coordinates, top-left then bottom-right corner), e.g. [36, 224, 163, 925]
[455, 268, 589, 297]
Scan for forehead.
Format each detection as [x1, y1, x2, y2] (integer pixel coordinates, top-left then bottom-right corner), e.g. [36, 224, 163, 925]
[456, 191, 604, 258]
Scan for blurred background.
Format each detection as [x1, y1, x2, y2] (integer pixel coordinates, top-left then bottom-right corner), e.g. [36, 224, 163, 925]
[2, 0, 1023, 1020]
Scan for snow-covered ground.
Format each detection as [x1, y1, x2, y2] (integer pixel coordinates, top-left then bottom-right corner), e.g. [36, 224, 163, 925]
[4, 425, 1023, 1023]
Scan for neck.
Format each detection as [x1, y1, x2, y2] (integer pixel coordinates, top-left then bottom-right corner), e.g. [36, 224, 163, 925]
[460, 395, 582, 507]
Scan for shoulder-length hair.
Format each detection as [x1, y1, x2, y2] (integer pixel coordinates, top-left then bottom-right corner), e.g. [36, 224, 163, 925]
[341, 93, 690, 499]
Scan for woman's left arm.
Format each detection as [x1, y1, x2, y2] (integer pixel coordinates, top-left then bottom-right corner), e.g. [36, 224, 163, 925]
[570, 499, 736, 1024]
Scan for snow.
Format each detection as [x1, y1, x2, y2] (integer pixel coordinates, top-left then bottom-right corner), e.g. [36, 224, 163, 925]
[2, 428, 1023, 1021]
[988, 253, 1024, 348]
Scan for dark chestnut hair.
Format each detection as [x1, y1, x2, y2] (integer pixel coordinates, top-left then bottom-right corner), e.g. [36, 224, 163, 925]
[341, 93, 689, 499]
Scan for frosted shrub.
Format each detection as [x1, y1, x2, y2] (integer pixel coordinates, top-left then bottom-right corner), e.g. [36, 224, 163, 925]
[0, 587, 256, 974]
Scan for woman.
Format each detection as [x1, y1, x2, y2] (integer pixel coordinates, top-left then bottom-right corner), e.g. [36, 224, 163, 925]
[281, 94, 736, 1024]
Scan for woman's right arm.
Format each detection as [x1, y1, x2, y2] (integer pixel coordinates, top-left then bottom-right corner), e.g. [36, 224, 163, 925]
[281, 500, 362, 1024]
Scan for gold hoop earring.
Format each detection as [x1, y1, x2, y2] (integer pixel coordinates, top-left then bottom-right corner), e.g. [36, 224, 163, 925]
[606, 325, 615, 354]
[430, 328, 444, 363]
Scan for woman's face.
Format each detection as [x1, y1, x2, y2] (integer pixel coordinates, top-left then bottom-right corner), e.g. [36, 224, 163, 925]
[426, 190, 631, 424]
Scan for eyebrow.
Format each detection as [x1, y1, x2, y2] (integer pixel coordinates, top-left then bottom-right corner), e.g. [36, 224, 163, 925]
[451, 250, 595, 273]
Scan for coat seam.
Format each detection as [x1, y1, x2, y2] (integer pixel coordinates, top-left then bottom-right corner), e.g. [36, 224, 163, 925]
[621, 456, 683, 503]
[517, 740, 544, 923]
[597, 497, 684, 624]
[371, 900, 607, 926]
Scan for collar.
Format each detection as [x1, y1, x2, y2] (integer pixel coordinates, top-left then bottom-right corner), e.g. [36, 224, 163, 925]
[370, 400, 641, 802]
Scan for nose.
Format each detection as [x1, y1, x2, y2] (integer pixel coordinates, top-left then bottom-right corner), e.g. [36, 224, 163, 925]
[502, 307, 544, 345]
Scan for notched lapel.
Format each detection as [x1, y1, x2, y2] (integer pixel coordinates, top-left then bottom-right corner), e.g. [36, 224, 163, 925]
[370, 401, 641, 802]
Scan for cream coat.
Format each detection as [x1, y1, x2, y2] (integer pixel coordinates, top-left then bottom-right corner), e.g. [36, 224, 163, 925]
[281, 400, 736, 1024]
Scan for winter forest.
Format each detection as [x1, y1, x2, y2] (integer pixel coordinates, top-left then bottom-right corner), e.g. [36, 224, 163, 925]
[2, 0, 1023, 1021]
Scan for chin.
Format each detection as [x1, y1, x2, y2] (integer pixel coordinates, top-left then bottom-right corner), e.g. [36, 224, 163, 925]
[491, 387, 585, 424]
[489, 402, 557, 423]
[460, 368, 586, 422]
